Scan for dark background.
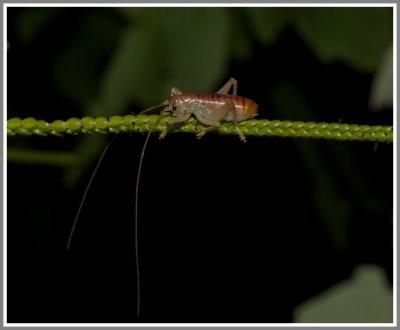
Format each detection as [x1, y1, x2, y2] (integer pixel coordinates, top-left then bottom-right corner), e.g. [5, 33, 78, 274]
[7, 7, 393, 323]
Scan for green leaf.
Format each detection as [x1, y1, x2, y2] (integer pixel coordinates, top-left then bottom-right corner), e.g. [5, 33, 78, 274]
[293, 8, 393, 72]
[369, 44, 393, 111]
[15, 8, 61, 45]
[96, 23, 163, 114]
[230, 14, 252, 62]
[63, 134, 106, 189]
[157, 8, 230, 93]
[244, 8, 291, 46]
[113, 7, 154, 22]
[243, 8, 392, 73]
[295, 265, 393, 323]
[7, 148, 78, 167]
[52, 10, 124, 108]
[99, 8, 230, 113]
[268, 82, 351, 251]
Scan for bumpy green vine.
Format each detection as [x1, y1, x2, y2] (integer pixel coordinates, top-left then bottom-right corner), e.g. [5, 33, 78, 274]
[7, 115, 393, 142]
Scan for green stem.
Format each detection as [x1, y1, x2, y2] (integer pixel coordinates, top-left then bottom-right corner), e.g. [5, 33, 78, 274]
[7, 115, 393, 143]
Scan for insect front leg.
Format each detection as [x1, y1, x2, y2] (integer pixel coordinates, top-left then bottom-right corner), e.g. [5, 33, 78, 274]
[159, 104, 193, 139]
[216, 78, 238, 96]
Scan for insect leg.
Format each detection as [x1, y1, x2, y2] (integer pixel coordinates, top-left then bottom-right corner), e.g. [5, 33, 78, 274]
[159, 104, 193, 139]
[193, 101, 246, 142]
[170, 87, 183, 96]
[216, 77, 238, 96]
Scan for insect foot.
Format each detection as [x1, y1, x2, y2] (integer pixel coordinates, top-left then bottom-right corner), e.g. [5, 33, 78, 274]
[236, 127, 247, 143]
[196, 127, 213, 139]
[158, 122, 170, 140]
[196, 131, 205, 139]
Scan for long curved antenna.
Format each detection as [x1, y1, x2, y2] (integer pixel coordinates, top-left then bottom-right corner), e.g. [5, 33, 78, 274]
[66, 104, 165, 251]
[137, 103, 166, 115]
[134, 114, 165, 318]
[66, 134, 119, 250]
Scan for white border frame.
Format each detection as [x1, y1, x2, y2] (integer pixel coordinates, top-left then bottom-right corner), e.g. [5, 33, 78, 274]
[3, 2, 397, 327]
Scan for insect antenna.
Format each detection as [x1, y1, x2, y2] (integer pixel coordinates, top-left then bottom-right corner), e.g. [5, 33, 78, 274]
[66, 133, 119, 250]
[66, 103, 165, 251]
[134, 109, 166, 318]
[66, 101, 166, 319]
[137, 103, 166, 115]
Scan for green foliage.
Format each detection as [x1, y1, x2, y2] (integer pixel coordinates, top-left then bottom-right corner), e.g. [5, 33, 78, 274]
[293, 8, 392, 72]
[246, 7, 392, 72]
[269, 82, 351, 251]
[295, 265, 393, 322]
[15, 8, 61, 44]
[52, 10, 124, 107]
[8, 148, 77, 167]
[369, 44, 393, 110]
[245, 8, 291, 46]
[98, 8, 229, 111]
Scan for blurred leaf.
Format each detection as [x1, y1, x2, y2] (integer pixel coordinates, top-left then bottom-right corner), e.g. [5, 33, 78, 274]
[243, 8, 392, 73]
[15, 8, 61, 45]
[230, 14, 252, 62]
[369, 44, 393, 111]
[294, 264, 393, 322]
[8, 148, 77, 167]
[293, 8, 392, 72]
[52, 10, 124, 108]
[64, 13, 162, 186]
[113, 7, 155, 22]
[269, 82, 351, 251]
[245, 8, 290, 46]
[63, 134, 106, 189]
[96, 23, 163, 114]
[314, 184, 351, 251]
[157, 8, 230, 93]
[97, 8, 230, 114]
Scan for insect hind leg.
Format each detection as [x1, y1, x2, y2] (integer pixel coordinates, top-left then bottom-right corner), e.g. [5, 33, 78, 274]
[216, 78, 238, 96]
[170, 87, 183, 96]
[193, 101, 246, 142]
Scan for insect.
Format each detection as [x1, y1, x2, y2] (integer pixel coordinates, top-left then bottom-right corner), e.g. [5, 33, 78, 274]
[156, 77, 258, 141]
[66, 78, 258, 319]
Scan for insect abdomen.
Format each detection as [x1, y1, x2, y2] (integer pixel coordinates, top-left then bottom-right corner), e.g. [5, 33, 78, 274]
[172, 93, 258, 121]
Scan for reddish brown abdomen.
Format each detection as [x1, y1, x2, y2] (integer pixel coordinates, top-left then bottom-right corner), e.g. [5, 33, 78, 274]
[170, 93, 258, 121]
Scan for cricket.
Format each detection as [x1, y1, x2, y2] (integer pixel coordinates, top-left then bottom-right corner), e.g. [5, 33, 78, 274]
[66, 77, 258, 318]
